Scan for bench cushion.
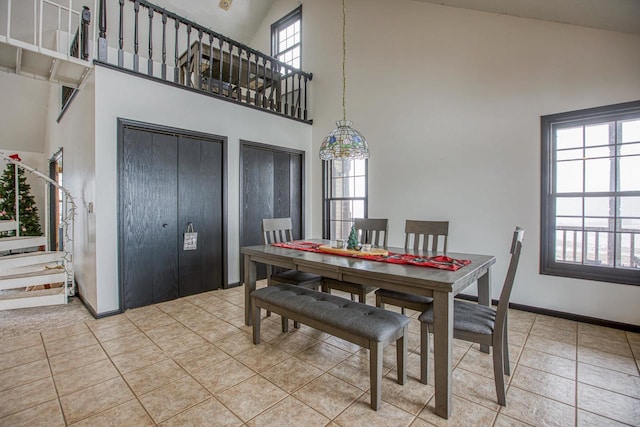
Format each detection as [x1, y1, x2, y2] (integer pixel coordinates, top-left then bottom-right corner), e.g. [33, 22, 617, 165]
[252, 284, 409, 342]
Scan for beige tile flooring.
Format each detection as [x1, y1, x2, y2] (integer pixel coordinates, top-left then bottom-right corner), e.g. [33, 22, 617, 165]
[1, 282, 639, 426]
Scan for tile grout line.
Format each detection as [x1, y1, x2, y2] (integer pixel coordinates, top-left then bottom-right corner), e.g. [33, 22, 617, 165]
[42, 330, 70, 427]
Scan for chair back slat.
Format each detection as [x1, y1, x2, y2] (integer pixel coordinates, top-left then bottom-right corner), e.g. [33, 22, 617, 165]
[354, 218, 389, 247]
[494, 227, 525, 334]
[262, 218, 295, 244]
[404, 220, 449, 252]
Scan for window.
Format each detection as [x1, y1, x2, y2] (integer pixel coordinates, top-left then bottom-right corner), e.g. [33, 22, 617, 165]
[271, 6, 301, 69]
[323, 159, 368, 240]
[541, 101, 640, 286]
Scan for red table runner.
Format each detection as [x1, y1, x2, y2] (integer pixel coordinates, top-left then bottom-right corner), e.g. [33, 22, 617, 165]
[271, 241, 471, 271]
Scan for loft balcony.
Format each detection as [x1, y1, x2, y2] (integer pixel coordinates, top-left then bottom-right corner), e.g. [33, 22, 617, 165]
[0, 0, 313, 122]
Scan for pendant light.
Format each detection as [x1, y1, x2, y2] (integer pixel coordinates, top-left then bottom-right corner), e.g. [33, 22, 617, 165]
[319, 0, 369, 161]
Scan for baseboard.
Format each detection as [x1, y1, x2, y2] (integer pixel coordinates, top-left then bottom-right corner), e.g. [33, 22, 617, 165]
[225, 281, 241, 289]
[76, 292, 120, 319]
[456, 293, 640, 333]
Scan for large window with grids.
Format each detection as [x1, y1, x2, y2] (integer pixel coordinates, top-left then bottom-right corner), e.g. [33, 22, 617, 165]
[323, 160, 368, 240]
[271, 6, 301, 69]
[541, 101, 640, 286]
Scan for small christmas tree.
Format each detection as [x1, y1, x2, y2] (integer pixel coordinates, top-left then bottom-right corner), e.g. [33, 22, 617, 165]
[0, 155, 42, 237]
[346, 224, 360, 250]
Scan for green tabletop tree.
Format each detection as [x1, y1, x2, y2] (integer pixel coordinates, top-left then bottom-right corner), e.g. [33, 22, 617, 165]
[346, 224, 360, 250]
[0, 158, 42, 237]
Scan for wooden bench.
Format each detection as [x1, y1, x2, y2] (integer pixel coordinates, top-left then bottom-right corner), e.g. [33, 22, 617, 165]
[251, 283, 410, 410]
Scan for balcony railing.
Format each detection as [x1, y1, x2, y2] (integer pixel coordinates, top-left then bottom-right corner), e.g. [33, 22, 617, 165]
[555, 225, 639, 268]
[96, 0, 313, 122]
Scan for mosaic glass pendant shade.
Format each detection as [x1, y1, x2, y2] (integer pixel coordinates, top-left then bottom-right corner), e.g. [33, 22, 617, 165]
[319, 120, 369, 160]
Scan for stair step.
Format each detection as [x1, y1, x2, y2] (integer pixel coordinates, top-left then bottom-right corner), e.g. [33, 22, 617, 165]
[0, 236, 47, 252]
[0, 251, 64, 269]
[0, 268, 66, 291]
[0, 220, 17, 233]
[0, 286, 66, 310]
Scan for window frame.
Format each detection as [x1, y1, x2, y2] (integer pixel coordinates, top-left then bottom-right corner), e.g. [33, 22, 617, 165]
[540, 100, 640, 286]
[322, 159, 369, 240]
[270, 6, 302, 69]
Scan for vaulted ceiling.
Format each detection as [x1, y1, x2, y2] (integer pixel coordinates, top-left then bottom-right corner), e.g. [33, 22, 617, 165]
[153, 0, 640, 44]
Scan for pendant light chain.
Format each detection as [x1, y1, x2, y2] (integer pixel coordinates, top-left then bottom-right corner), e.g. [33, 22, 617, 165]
[342, 0, 346, 121]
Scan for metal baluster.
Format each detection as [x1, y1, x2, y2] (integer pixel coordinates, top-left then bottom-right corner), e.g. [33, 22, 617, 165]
[284, 67, 289, 116]
[173, 19, 179, 83]
[268, 60, 275, 109]
[133, 0, 140, 71]
[275, 63, 281, 112]
[197, 29, 203, 90]
[208, 32, 214, 93]
[147, 6, 153, 76]
[218, 38, 223, 94]
[246, 51, 252, 104]
[185, 24, 191, 87]
[296, 73, 302, 118]
[228, 42, 234, 98]
[118, 0, 124, 66]
[81, 6, 90, 61]
[161, 12, 167, 79]
[255, 56, 262, 106]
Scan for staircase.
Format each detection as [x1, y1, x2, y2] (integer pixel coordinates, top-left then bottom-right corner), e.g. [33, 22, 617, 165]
[0, 154, 76, 311]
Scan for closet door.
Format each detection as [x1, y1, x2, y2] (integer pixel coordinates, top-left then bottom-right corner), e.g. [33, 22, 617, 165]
[121, 128, 179, 309]
[240, 142, 305, 279]
[178, 136, 224, 296]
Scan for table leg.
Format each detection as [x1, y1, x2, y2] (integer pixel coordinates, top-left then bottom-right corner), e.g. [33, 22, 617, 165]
[477, 269, 492, 353]
[433, 290, 453, 419]
[244, 254, 256, 326]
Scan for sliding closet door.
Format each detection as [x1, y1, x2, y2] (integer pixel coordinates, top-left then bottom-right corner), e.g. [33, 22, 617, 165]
[178, 136, 224, 296]
[240, 142, 305, 279]
[121, 128, 179, 309]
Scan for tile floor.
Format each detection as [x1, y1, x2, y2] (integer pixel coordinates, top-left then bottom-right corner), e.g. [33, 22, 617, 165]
[0, 282, 639, 426]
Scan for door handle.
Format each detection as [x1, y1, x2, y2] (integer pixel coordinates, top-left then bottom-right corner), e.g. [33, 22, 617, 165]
[162, 223, 169, 228]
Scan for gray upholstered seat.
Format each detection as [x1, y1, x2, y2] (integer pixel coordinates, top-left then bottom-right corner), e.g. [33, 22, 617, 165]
[419, 300, 496, 336]
[419, 227, 524, 407]
[252, 284, 409, 342]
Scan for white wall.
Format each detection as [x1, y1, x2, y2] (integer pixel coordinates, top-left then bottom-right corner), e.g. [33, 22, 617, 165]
[93, 65, 312, 314]
[0, 71, 50, 153]
[45, 73, 97, 312]
[256, 0, 640, 325]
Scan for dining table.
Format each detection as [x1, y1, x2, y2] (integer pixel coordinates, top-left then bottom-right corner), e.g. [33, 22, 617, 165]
[241, 239, 496, 419]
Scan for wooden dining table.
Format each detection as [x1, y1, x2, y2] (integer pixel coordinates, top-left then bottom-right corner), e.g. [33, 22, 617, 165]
[241, 240, 496, 419]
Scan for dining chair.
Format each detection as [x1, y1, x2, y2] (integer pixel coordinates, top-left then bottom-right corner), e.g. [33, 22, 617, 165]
[418, 226, 524, 405]
[322, 218, 389, 303]
[375, 220, 449, 315]
[262, 218, 323, 289]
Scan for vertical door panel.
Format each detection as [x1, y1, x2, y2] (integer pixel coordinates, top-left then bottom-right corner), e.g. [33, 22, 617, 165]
[289, 153, 303, 240]
[121, 128, 178, 309]
[178, 136, 224, 296]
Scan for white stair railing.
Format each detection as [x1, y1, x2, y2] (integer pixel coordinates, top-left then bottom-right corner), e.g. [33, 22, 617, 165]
[0, 152, 77, 297]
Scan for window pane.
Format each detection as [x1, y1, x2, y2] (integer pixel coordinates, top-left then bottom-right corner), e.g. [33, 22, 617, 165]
[584, 231, 613, 266]
[617, 233, 640, 268]
[557, 148, 582, 161]
[584, 158, 611, 192]
[556, 127, 583, 150]
[556, 160, 583, 193]
[584, 146, 612, 159]
[584, 197, 612, 217]
[620, 218, 640, 231]
[354, 177, 365, 197]
[619, 197, 640, 217]
[620, 142, 640, 156]
[354, 159, 366, 175]
[556, 216, 582, 228]
[620, 156, 640, 191]
[555, 229, 582, 263]
[556, 197, 582, 216]
[621, 119, 640, 143]
[584, 217, 609, 229]
[585, 123, 610, 147]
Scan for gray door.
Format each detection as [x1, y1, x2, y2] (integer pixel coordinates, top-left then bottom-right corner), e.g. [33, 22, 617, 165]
[240, 141, 304, 279]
